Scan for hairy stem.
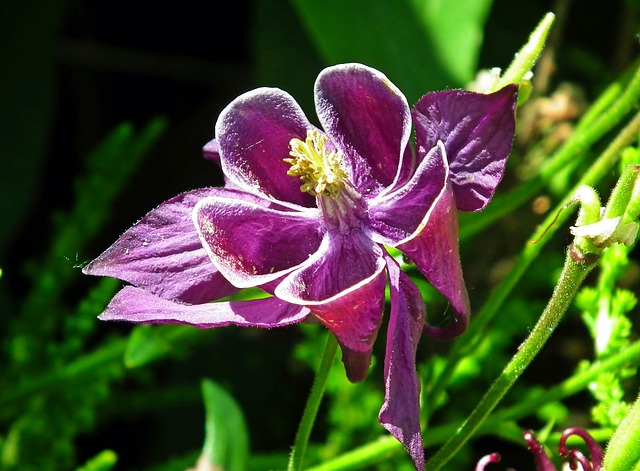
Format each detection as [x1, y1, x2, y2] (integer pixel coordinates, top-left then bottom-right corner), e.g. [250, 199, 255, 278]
[427, 111, 640, 417]
[303, 338, 640, 471]
[288, 333, 339, 471]
[425, 251, 598, 470]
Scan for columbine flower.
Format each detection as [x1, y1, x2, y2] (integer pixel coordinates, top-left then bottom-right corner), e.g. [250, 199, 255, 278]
[83, 63, 516, 469]
[476, 428, 604, 471]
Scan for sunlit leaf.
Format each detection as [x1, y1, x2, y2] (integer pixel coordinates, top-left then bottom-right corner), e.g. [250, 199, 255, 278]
[195, 379, 250, 471]
[289, 0, 493, 102]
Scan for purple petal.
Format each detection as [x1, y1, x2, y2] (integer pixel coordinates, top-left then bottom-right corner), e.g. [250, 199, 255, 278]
[315, 63, 412, 196]
[309, 265, 387, 383]
[202, 139, 220, 162]
[99, 286, 310, 328]
[216, 87, 316, 208]
[399, 183, 470, 338]
[275, 230, 386, 303]
[379, 255, 425, 471]
[339, 347, 376, 383]
[369, 141, 448, 246]
[83, 189, 239, 304]
[412, 84, 518, 212]
[194, 196, 323, 288]
[275, 231, 387, 381]
[313, 263, 387, 382]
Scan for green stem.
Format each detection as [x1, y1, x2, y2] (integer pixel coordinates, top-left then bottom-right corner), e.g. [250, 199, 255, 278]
[604, 388, 640, 470]
[426, 111, 640, 418]
[494, 12, 555, 91]
[482, 339, 640, 428]
[288, 333, 339, 471]
[304, 338, 640, 471]
[425, 251, 598, 470]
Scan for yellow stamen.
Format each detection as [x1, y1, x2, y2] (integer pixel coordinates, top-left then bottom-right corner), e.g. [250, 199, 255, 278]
[285, 130, 347, 196]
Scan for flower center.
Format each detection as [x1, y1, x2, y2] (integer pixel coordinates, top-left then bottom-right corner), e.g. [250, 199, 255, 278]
[286, 130, 366, 233]
[285, 130, 348, 197]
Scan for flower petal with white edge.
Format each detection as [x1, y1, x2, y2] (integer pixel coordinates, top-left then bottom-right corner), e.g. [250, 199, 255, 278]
[315, 63, 412, 197]
[194, 196, 322, 288]
[369, 141, 449, 246]
[216, 87, 316, 208]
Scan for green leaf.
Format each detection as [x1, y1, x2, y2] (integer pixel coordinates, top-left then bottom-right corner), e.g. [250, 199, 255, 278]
[124, 324, 212, 368]
[604, 390, 640, 470]
[289, 0, 493, 103]
[409, 0, 494, 85]
[75, 450, 118, 471]
[198, 379, 250, 471]
[124, 325, 173, 369]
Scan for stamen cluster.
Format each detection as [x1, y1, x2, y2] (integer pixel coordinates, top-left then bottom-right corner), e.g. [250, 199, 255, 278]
[285, 129, 348, 196]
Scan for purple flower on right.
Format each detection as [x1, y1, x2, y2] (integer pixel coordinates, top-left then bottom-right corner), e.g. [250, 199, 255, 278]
[476, 428, 604, 471]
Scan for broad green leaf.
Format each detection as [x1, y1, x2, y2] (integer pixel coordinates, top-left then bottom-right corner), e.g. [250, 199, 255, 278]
[252, 0, 323, 113]
[289, 0, 493, 103]
[409, 0, 493, 86]
[197, 379, 250, 471]
[124, 325, 173, 368]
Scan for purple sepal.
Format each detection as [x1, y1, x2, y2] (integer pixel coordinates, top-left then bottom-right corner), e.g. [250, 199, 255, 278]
[82, 188, 238, 304]
[202, 139, 220, 162]
[379, 255, 425, 470]
[99, 286, 310, 328]
[412, 85, 517, 212]
[399, 183, 470, 337]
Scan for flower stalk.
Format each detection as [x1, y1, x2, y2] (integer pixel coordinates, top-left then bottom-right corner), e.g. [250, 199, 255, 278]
[303, 338, 640, 471]
[425, 250, 598, 470]
[426, 111, 640, 419]
[494, 12, 555, 96]
[288, 333, 339, 471]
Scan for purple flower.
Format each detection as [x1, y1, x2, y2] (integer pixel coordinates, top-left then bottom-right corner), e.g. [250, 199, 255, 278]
[476, 428, 604, 471]
[83, 63, 516, 469]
